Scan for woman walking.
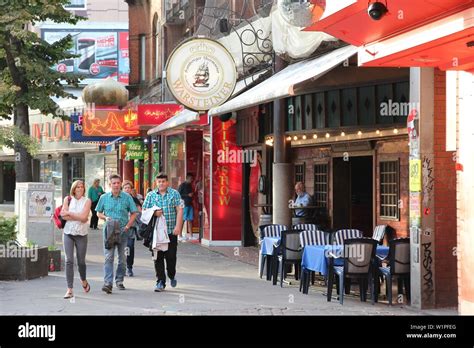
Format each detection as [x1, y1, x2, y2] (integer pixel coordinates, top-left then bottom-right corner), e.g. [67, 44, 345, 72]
[61, 180, 92, 299]
[88, 179, 104, 230]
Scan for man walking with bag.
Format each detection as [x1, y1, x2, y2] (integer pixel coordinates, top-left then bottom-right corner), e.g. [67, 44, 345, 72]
[96, 174, 138, 294]
[142, 173, 183, 292]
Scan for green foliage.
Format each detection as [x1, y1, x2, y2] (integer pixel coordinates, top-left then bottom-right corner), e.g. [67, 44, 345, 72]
[0, 125, 40, 155]
[25, 240, 37, 248]
[0, 0, 85, 120]
[0, 216, 17, 245]
[47, 245, 58, 251]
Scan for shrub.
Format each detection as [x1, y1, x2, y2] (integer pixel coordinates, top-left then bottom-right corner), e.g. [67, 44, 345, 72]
[0, 216, 17, 245]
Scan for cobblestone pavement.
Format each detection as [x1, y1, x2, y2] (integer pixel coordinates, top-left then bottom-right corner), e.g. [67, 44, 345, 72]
[0, 225, 457, 316]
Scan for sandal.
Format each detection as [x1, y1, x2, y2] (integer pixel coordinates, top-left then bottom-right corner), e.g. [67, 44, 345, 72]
[64, 290, 74, 299]
[82, 281, 90, 293]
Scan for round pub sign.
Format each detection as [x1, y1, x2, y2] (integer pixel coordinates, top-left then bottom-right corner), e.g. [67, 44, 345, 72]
[166, 38, 237, 112]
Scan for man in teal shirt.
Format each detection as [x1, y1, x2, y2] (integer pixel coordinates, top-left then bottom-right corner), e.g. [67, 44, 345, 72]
[96, 174, 137, 293]
[88, 178, 104, 229]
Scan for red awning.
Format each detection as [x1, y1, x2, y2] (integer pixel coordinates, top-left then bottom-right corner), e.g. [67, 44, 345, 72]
[304, 0, 474, 71]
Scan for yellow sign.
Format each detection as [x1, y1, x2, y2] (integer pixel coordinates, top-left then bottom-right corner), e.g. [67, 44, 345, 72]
[410, 159, 422, 192]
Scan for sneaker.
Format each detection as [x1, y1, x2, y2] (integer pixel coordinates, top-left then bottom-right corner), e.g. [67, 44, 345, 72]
[178, 236, 187, 243]
[154, 280, 166, 292]
[102, 284, 112, 294]
[170, 278, 177, 288]
[127, 268, 134, 277]
[116, 283, 126, 290]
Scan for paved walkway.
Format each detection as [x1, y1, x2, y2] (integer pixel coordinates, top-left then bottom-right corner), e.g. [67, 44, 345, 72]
[0, 227, 457, 315]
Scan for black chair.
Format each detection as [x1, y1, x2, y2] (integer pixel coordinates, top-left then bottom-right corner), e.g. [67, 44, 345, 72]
[259, 224, 287, 280]
[299, 229, 331, 293]
[272, 229, 302, 287]
[327, 238, 378, 305]
[376, 237, 410, 305]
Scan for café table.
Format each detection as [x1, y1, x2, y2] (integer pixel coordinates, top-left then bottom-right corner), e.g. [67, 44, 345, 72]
[300, 244, 390, 294]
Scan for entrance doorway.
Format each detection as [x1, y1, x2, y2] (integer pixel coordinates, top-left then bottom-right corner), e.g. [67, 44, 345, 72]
[332, 156, 373, 236]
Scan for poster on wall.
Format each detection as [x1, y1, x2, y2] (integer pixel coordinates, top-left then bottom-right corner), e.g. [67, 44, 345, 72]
[28, 191, 54, 218]
[42, 29, 129, 85]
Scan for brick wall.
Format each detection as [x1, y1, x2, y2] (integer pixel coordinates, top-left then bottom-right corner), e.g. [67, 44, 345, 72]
[376, 139, 410, 239]
[433, 69, 458, 308]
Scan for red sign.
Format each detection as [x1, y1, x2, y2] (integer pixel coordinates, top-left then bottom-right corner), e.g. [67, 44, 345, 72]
[211, 118, 242, 241]
[83, 106, 139, 137]
[137, 104, 183, 126]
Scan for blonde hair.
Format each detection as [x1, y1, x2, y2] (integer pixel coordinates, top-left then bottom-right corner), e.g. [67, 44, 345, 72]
[70, 180, 86, 197]
[122, 180, 133, 189]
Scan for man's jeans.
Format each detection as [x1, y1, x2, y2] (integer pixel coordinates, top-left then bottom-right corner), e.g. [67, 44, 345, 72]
[103, 228, 129, 286]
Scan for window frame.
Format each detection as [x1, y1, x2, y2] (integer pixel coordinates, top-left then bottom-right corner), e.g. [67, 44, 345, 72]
[379, 160, 400, 220]
[313, 163, 329, 209]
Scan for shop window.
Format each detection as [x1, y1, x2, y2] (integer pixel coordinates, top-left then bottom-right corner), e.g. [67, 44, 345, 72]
[314, 163, 328, 208]
[380, 160, 399, 220]
[140, 34, 146, 83]
[295, 163, 305, 183]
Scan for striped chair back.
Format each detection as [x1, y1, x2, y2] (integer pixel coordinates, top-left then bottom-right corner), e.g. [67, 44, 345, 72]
[262, 224, 287, 238]
[292, 223, 319, 231]
[372, 225, 387, 243]
[299, 230, 330, 247]
[334, 229, 363, 245]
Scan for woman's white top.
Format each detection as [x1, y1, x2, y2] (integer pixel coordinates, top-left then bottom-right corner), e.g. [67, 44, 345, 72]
[63, 196, 89, 236]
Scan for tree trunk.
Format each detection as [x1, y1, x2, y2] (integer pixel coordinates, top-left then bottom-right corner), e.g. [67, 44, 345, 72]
[14, 103, 33, 182]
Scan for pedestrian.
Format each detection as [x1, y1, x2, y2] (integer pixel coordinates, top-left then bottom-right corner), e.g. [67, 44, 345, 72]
[142, 172, 183, 292]
[88, 178, 104, 230]
[60, 180, 92, 299]
[96, 174, 138, 294]
[178, 173, 195, 241]
[122, 181, 142, 277]
[131, 187, 144, 206]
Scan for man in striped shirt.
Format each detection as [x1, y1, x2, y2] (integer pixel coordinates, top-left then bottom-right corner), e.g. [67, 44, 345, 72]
[142, 173, 184, 292]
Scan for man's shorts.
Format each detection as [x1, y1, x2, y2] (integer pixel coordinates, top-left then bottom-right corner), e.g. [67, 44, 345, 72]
[183, 205, 194, 221]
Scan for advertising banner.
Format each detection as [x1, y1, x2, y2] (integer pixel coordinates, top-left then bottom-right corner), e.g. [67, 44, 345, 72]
[211, 118, 242, 241]
[82, 107, 139, 137]
[42, 29, 129, 85]
[125, 141, 144, 160]
[70, 112, 120, 143]
[137, 104, 183, 126]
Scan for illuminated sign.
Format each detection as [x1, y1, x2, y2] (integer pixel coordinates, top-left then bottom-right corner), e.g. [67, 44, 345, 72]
[82, 107, 139, 137]
[137, 104, 183, 126]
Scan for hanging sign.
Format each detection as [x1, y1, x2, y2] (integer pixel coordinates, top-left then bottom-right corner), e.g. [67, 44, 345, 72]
[137, 104, 183, 126]
[166, 38, 237, 112]
[125, 140, 144, 160]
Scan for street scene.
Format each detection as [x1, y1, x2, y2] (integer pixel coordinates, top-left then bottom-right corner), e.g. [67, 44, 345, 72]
[0, 0, 474, 336]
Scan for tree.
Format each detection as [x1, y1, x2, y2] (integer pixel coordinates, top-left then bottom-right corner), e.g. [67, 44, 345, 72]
[0, 0, 84, 182]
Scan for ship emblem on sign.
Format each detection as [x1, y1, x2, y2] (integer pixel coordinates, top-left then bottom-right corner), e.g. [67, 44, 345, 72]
[166, 38, 237, 112]
[193, 61, 210, 88]
[90, 63, 100, 75]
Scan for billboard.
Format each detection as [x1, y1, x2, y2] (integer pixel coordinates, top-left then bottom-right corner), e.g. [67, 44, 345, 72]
[42, 29, 129, 85]
[82, 107, 139, 137]
[70, 112, 120, 143]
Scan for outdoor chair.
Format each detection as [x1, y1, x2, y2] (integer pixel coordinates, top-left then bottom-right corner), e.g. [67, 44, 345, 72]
[259, 224, 287, 280]
[375, 237, 410, 305]
[299, 229, 331, 293]
[292, 223, 320, 231]
[272, 229, 303, 287]
[327, 238, 378, 305]
[333, 229, 363, 245]
[372, 225, 387, 244]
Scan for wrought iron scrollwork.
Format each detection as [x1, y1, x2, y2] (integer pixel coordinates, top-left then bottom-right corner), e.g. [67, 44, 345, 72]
[194, 2, 275, 87]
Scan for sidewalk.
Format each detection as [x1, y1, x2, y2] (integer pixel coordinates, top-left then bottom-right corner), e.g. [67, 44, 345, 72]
[0, 228, 456, 315]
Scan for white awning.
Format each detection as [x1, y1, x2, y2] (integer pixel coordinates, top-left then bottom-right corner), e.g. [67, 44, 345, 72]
[147, 109, 201, 136]
[208, 45, 358, 116]
[147, 71, 267, 135]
